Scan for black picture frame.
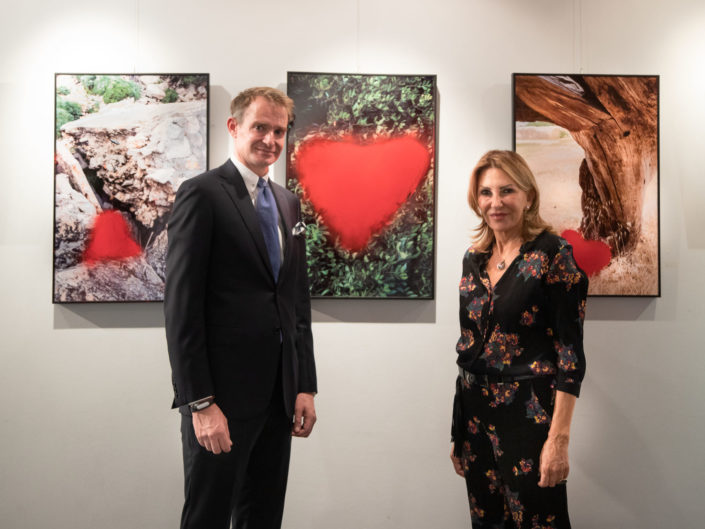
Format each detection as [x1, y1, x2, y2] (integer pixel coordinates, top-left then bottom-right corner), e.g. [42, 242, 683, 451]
[53, 73, 209, 303]
[513, 73, 660, 297]
[286, 71, 437, 299]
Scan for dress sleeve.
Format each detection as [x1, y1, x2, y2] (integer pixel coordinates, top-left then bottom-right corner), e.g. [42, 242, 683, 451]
[544, 240, 588, 397]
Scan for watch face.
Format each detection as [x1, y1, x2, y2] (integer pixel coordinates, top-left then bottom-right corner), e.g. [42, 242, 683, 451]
[191, 398, 213, 411]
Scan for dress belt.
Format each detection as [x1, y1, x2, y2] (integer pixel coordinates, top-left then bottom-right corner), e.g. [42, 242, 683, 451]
[458, 366, 549, 386]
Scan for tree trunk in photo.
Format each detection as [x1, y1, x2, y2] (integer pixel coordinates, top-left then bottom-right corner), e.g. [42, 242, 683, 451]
[514, 75, 658, 255]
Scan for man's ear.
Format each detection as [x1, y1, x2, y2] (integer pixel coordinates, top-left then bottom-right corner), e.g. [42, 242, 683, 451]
[226, 117, 238, 139]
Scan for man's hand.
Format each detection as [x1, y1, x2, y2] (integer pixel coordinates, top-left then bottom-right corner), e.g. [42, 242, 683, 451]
[292, 392, 316, 437]
[538, 434, 569, 487]
[192, 403, 232, 454]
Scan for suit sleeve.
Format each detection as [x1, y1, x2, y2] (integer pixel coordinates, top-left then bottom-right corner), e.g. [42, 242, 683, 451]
[164, 179, 214, 408]
[293, 198, 317, 394]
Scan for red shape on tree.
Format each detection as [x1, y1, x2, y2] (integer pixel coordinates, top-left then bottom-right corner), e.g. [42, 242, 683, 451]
[561, 229, 611, 277]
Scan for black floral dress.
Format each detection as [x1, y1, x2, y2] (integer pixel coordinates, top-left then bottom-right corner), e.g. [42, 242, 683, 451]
[452, 230, 588, 528]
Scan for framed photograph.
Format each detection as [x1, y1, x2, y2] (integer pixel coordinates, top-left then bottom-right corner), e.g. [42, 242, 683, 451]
[286, 72, 437, 299]
[53, 73, 209, 303]
[513, 73, 660, 296]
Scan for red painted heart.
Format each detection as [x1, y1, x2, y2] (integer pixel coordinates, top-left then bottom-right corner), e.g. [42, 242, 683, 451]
[560, 229, 611, 277]
[294, 135, 431, 251]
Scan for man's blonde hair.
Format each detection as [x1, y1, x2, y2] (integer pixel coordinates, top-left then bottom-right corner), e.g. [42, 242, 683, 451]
[230, 86, 294, 124]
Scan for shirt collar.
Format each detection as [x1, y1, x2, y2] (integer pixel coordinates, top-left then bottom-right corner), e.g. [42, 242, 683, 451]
[230, 155, 269, 201]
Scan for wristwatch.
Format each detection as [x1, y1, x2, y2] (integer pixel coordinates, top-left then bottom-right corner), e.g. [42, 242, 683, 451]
[189, 396, 215, 412]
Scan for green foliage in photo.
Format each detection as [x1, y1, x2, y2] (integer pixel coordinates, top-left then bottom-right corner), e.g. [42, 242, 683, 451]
[162, 88, 179, 103]
[287, 74, 436, 298]
[178, 75, 208, 87]
[55, 97, 83, 137]
[80, 75, 141, 104]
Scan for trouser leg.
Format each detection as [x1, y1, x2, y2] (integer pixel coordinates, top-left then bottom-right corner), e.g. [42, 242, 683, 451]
[232, 361, 292, 529]
[231, 399, 291, 529]
[461, 381, 512, 528]
[179, 414, 245, 529]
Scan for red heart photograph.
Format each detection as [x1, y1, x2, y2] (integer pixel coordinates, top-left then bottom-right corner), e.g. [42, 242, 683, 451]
[287, 72, 437, 298]
[295, 135, 431, 252]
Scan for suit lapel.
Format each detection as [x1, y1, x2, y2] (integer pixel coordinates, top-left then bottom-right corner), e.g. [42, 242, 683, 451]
[217, 160, 275, 279]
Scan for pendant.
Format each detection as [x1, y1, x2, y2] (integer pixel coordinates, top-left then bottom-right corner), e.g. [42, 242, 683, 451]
[497, 260, 506, 271]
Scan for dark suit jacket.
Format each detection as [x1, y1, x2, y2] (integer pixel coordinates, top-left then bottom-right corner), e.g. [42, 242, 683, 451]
[164, 159, 316, 420]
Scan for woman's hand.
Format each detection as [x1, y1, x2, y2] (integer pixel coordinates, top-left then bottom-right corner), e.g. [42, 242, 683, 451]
[450, 443, 465, 477]
[539, 390, 576, 487]
[538, 433, 569, 487]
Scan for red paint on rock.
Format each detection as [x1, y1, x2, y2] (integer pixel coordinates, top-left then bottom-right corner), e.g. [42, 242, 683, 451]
[83, 210, 142, 264]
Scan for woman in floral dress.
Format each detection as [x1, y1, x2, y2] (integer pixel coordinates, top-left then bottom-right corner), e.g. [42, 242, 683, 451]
[450, 150, 588, 528]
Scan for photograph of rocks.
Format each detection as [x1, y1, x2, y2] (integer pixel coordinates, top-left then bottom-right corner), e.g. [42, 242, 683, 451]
[53, 73, 209, 303]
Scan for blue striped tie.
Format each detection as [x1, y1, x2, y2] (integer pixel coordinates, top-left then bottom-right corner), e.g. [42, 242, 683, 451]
[256, 178, 281, 280]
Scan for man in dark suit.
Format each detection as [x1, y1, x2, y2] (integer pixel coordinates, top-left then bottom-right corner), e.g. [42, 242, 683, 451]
[165, 86, 317, 529]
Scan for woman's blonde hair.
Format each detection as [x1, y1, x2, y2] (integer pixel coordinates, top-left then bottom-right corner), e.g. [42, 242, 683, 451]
[467, 150, 553, 251]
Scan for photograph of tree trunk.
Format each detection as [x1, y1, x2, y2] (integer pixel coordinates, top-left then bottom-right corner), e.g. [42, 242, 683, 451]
[514, 74, 659, 296]
[286, 72, 436, 298]
[53, 73, 209, 303]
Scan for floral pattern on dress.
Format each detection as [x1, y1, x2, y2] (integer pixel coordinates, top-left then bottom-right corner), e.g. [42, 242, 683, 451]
[525, 389, 551, 424]
[469, 493, 485, 523]
[555, 340, 578, 372]
[455, 232, 587, 400]
[482, 382, 520, 408]
[456, 328, 475, 352]
[461, 440, 476, 466]
[578, 298, 586, 322]
[529, 360, 557, 376]
[520, 305, 540, 326]
[516, 251, 549, 282]
[466, 292, 489, 322]
[532, 514, 558, 529]
[487, 424, 503, 458]
[503, 485, 524, 525]
[467, 417, 480, 435]
[546, 245, 583, 291]
[480, 324, 523, 370]
[459, 275, 476, 296]
[486, 469, 502, 493]
[513, 458, 534, 476]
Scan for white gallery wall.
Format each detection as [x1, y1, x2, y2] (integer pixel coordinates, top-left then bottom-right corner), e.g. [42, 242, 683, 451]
[1, 0, 703, 527]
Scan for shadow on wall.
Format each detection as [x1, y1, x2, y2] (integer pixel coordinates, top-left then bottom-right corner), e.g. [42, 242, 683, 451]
[586, 297, 657, 321]
[53, 298, 436, 329]
[53, 303, 164, 329]
[312, 299, 436, 323]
